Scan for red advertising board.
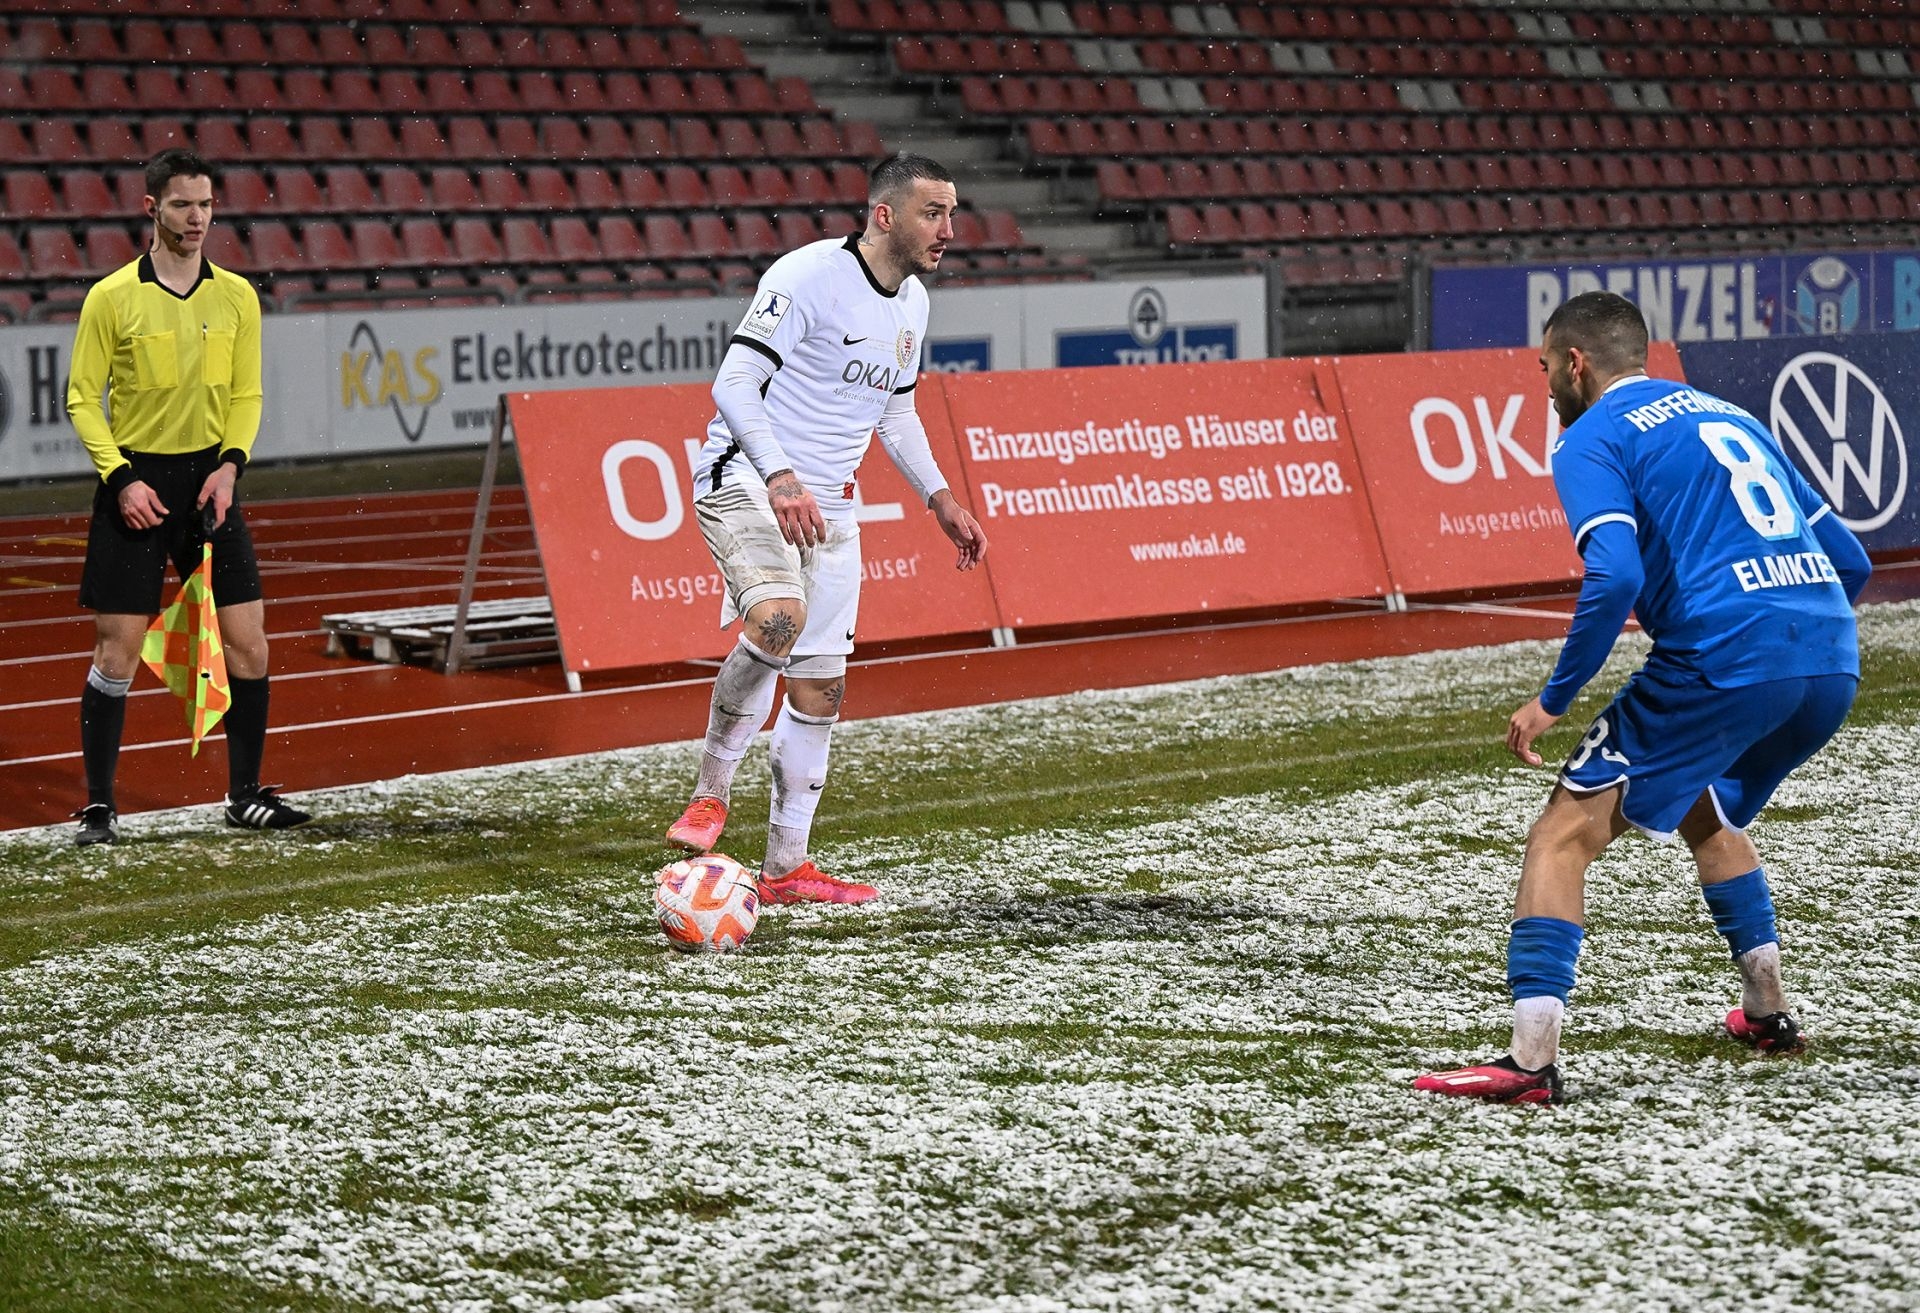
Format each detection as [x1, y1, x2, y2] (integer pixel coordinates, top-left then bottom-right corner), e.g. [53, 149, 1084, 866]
[1333, 342, 1685, 595]
[934, 359, 1393, 628]
[508, 380, 1001, 673]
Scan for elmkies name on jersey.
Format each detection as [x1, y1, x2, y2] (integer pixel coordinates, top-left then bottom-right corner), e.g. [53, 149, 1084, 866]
[1732, 550, 1842, 593]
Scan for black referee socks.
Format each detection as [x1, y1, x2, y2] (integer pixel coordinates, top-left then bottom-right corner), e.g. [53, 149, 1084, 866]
[225, 675, 270, 797]
[80, 667, 132, 809]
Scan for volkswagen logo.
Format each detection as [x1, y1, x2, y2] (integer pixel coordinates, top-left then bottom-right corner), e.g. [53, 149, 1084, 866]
[1770, 352, 1907, 533]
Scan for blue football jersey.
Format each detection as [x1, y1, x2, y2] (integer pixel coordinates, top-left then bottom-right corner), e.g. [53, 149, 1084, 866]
[1552, 376, 1858, 686]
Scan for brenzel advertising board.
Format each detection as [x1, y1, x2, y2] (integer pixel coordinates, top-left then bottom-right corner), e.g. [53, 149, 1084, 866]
[1431, 250, 1920, 350]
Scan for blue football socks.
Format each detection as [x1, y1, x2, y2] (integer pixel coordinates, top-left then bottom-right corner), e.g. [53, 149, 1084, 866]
[1701, 867, 1779, 959]
[1507, 916, 1586, 1004]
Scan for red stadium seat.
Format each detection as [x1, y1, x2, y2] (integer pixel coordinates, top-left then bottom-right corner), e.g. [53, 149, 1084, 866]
[303, 220, 355, 269]
[351, 219, 404, 267]
[598, 216, 647, 260]
[6, 173, 59, 219]
[396, 219, 451, 264]
[27, 228, 85, 276]
[610, 167, 659, 208]
[687, 213, 736, 257]
[776, 212, 823, 249]
[220, 168, 271, 216]
[503, 219, 555, 262]
[551, 216, 602, 262]
[643, 214, 693, 258]
[423, 168, 480, 213]
[61, 172, 118, 219]
[479, 168, 531, 210]
[452, 218, 506, 263]
[248, 221, 304, 269]
[377, 168, 432, 212]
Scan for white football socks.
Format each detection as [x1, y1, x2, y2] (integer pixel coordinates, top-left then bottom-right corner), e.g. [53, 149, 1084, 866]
[1510, 996, 1565, 1071]
[693, 635, 786, 803]
[1735, 942, 1787, 1018]
[765, 700, 835, 877]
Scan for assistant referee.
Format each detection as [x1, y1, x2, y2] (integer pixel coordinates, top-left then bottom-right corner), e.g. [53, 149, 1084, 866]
[66, 149, 310, 844]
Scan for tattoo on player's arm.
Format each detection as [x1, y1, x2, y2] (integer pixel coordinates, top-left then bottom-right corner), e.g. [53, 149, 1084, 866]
[758, 609, 799, 650]
[769, 476, 803, 500]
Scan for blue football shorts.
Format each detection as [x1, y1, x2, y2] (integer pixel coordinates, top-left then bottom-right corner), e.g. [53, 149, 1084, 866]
[1558, 668, 1858, 839]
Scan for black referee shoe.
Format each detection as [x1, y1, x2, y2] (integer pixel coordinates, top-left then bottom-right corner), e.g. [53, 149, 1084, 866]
[74, 804, 118, 847]
[225, 785, 312, 831]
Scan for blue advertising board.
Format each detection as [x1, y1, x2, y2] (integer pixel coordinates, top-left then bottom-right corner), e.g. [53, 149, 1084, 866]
[925, 338, 992, 373]
[1433, 250, 1920, 350]
[1677, 332, 1919, 552]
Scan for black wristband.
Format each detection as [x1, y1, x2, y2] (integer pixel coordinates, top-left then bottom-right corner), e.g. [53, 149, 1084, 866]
[220, 449, 248, 480]
[104, 464, 136, 497]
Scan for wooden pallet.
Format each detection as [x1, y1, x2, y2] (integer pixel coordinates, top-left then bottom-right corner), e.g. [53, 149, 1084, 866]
[322, 596, 557, 671]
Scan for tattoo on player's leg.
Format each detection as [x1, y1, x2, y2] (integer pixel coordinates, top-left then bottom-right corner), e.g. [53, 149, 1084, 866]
[758, 609, 799, 651]
[822, 680, 845, 711]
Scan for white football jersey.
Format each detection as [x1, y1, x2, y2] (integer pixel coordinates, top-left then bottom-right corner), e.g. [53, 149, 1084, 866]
[695, 236, 928, 518]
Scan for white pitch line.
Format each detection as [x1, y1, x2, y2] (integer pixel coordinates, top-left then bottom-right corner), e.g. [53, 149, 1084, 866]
[0, 660, 394, 714]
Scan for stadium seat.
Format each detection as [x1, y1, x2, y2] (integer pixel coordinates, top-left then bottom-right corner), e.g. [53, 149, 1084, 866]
[377, 168, 433, 213]
[597, 216, 647, 260]
[550, 216, 602, 261]
[60, 172, 118, 219]
[6, 173, 59, 219]
[351, 219, 404, 267]
[644, 214, 694, 258]
[452, 218, 506, 263]
[503, 218, 555, 262]
[401, 218, 455, 264]
[302, 221, 355, 269]
[431, 169, 485, 212]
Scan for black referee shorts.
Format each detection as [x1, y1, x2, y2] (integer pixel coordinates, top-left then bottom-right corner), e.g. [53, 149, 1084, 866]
[79, 445, 264, 614]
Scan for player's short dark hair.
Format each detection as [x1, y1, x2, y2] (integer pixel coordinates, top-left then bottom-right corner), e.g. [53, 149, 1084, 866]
[1544, 291, 1649, 370]
[868, 153, 952, 205]
[145, 148, 218, 201]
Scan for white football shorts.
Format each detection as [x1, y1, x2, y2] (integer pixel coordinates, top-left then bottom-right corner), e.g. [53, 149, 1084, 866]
[694, 480, 861, 677]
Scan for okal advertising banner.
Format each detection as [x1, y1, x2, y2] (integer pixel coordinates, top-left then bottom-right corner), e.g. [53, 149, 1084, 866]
[1336, 343, 1687, 594]
[934, 358, 1391, 629]
[508, 379, 1001, 673]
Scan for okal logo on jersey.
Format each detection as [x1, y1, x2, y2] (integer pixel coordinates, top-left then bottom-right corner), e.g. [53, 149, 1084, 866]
[1770, 351, 1908, 532]
[839, 360, 901, 391]
[339, 320, 443, 443]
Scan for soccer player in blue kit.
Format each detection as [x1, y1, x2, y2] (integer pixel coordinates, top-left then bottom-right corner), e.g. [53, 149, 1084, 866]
[1417, 291, 1872, 1104]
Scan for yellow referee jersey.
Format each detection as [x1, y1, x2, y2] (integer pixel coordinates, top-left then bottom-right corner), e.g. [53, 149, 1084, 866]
[66, 254, 264, 487]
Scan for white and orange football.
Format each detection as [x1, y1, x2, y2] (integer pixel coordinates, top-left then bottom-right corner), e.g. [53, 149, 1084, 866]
[654, 853, 760, 953]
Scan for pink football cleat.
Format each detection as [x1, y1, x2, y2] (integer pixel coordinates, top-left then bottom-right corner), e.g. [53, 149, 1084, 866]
[1724, 1008, 1806, 1054]
[1414, 1055, 1562, 1105]
[756, 861, 878, 905]
[665, 797, 728, 853]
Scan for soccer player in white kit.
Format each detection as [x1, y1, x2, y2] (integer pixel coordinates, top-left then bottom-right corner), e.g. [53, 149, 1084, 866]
[664, 154, 988, 904]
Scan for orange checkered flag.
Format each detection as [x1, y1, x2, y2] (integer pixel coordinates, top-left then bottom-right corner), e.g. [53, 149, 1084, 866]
[141, 508, 230, 755]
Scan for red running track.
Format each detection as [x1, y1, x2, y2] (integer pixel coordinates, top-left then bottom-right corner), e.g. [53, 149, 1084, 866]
[4, 486, 1608, 834]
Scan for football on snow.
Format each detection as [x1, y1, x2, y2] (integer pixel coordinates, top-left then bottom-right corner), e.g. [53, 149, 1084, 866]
[655, 854, 760, 953]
